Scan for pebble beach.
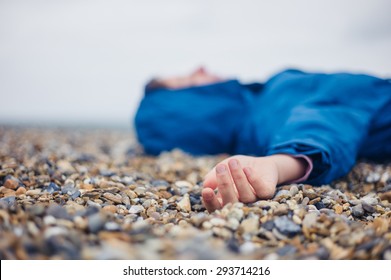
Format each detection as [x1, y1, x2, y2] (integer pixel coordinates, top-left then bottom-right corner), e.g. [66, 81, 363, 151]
[0, 126, 390, 260]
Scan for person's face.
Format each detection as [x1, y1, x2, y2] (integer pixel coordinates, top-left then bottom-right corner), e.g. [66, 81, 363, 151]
[155, 67, 224, 89]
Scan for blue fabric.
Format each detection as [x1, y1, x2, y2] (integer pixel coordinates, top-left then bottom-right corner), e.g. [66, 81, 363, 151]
[134, 69, 391, 185]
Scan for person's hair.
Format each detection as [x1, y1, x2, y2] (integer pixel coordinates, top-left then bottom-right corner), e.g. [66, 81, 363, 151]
[145, 78, 166, 91]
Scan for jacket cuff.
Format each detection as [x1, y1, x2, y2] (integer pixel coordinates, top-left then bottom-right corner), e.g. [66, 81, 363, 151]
[284, 154, 313, 184]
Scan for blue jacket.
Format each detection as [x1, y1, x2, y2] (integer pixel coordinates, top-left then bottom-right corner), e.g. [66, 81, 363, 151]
[135, 69, 391, 185]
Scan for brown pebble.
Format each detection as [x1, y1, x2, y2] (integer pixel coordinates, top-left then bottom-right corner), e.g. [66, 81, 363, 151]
[102, 205, 117, 214]
[334, 204, 343, 214]
[373, 217, 389, 235]
[379, 191, 391, 202]
[26, 189, 41, 196]
[0, 186, 14, 195]
[15, 187, 27, 196]
[103, 192, 123, 204]
[309, 197, 321, 205]
[4, 179, 18, 190]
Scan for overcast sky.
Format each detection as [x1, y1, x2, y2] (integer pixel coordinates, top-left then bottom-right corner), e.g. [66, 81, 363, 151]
[1, 0, 390, 128]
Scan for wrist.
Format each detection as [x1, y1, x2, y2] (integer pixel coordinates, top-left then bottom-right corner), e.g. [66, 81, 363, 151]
[268, 154, 308, 184]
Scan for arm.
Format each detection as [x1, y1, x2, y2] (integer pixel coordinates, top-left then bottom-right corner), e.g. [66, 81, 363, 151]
[267, 74, 391, 184]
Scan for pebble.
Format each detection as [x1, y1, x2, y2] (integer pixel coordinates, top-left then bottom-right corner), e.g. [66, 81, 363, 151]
[102, 205, 117, 214]
[379, 191, 391, 202]
[274, 216, 301, 237]
[45, 182, 61, 194]
[1, 127, 390, 260]
[88, 213, 106, 233]
[4, 178, 19, 190]
[226, 207, 244, 221]
[128, 205, 145, 214]
[239, 218, 259, 234]
[103, 192, 123, 204]
[15, 187, 26, 196]
[302, 212, 318, 229]
[334, 204, 343, 214]
[26, 189, 41, 196]
[289, 185, 299, 196]
[176, 194, 191, 212]
[134, 187, 146, 196]
[352, 204, 364, 217]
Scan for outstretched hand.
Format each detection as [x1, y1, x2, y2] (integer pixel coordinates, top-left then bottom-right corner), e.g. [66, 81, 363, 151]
[201, 154, 308, 212]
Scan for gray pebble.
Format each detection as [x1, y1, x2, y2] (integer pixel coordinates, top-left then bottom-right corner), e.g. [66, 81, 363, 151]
[274, 216, 301, 237]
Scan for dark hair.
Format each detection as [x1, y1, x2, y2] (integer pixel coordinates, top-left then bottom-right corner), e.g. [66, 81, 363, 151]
[145, 78, 167, 91]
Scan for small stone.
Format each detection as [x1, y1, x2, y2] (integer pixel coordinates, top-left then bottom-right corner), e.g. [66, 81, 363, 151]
[124, 189, 137, 199]
[277, 245, 297, 256]
[360, 194, 378, 206]
[292, 215, 302, 225]
[314, 201, 326, 209]
[255, 200, 272, 209]
[104, 221, 121, 231]
[302, 212, 318, 228]
[45, 182, 60, 194]
[176, 194, 191, 212]
[71, 190, 81, 199]
[239, 218, 259, 234]
[273, 204, 289, 215]
[352, 204, 364, 217]
[373, 217, 389, 235]
[262, 220, 275, 231]
[47, 205, 71, 220]
[289, 185, 299, 196]
[128, 205, 144, 214]
[301, 197, 310, 206]
[4, 179, 19, 190]
[134, 187, 146, 196]
[362, 202, 376, 213]
[175, 180, 193, 189]
[26, 189, 41, 196]
[43, 215, 57, 226]
[274, 216, 301, 237]
[226, 207, 244, 221]
[57, 160, 75, 172]
[0, 196, 16, 208]
[334, 204, 343, 214]
[103, 192, 122, 204]
[15, 187, 26, 196]
[0, 168, 14, 177]
[379, 191, 391, 202]
[274, 190, 291, 201]
[102, 205, 117, 214]
[210, 218, 226, 227]
[88, 213, 106, 233]
[226, 218, 239, 230]
[303, 188, 318, 199]
[239, 242, 256, 254]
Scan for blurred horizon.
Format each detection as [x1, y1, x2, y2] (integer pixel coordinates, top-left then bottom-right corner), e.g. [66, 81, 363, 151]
[1, 0, 391, 129]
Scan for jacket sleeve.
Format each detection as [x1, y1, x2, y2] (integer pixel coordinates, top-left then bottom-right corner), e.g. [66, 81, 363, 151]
[266, 74, 391, 185]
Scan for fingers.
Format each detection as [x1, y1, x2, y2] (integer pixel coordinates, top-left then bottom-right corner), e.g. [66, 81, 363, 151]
[243, 166, 275, 199]
[203, 168, 218, 190]
[216, 164, 238, 205]
[228, 159, 257, 203]
[202, 188, 222, 212]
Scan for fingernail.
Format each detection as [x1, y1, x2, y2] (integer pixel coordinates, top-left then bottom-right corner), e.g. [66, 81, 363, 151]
[229, 159, 238, 169]
[216, 164, 226, 174]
